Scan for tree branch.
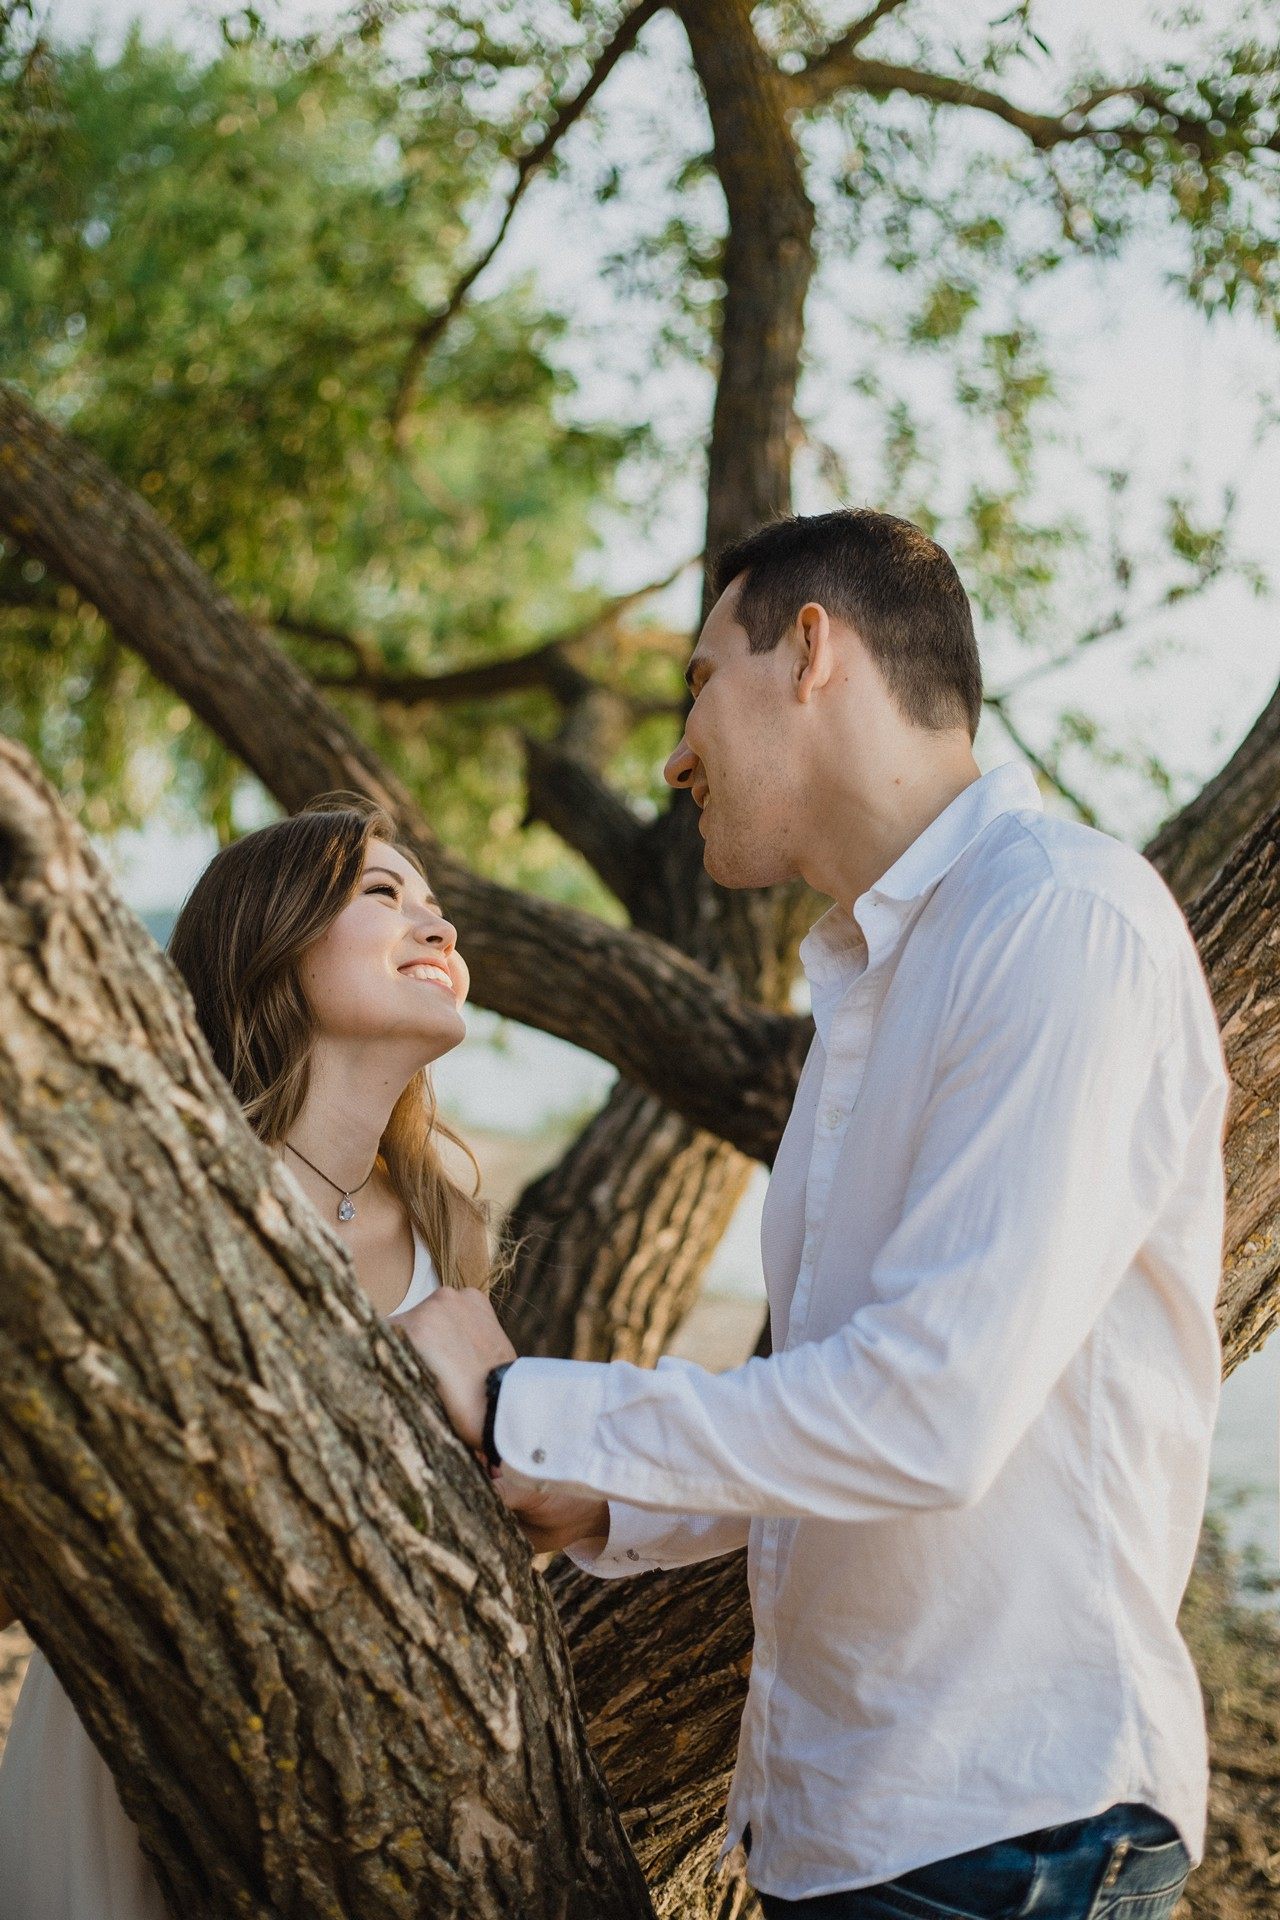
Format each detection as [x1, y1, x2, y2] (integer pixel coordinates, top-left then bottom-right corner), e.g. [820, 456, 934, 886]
[782, 0, 909, 91]
[784, 47, 1228, 162]
[390, 0, 665, 434]
[0, 382, 808, 1162]
[1145, 673, 1280, 905]
[274, 610, 369, 661]
[316, 636, 594, 708]
[301, 563, 695, 716]
[523, 733, 648, 905]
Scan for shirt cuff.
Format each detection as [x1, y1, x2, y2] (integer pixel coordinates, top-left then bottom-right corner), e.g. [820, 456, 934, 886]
[564, 1499, 685, 1576]
[494, 1354, 613, 1491]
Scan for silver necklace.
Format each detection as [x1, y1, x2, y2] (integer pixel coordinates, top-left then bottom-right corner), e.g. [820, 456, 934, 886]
[284, 1141, 376, 1222]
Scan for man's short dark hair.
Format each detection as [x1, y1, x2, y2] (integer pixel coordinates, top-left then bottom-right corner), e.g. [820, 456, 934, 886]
[711, 509, 983, 740]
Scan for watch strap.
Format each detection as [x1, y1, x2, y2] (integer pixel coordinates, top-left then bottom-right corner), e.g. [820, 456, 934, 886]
[483, 1362, 513, 1471]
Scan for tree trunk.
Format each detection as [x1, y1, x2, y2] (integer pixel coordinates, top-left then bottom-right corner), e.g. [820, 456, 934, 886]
[548, 1550, 754, 1918]
[675, 0, 816, 603]
[0, 735, 653, 1920]
[1187, 805, 1280, 1373]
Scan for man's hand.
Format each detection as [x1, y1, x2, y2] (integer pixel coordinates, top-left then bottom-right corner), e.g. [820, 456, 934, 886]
[397, 1287, 515, 1451]
[495, 1475, 610, 1557]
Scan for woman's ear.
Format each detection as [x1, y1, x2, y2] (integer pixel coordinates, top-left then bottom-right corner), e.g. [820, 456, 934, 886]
[793, 602, 836, 705]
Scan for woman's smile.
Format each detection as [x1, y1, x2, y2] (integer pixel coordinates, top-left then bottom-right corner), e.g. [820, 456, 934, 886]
[399, 956, 456, 993]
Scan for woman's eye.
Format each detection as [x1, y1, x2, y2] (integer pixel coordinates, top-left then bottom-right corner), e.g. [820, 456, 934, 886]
[366, 884, 399, 900]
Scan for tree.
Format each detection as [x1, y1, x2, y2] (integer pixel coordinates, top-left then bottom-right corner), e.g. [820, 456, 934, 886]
[0, 733, 653, 1919]
[5, 0, 1280, 1910]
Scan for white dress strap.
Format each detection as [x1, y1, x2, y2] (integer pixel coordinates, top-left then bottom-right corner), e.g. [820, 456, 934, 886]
[386, 1227, 441, 1319]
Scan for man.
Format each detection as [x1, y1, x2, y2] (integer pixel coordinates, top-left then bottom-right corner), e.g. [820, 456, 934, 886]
[404, 509, 1228, 1918]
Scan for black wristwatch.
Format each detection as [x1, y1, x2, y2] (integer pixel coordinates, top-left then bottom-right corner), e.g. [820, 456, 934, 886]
[483, 1362, 513, 1472]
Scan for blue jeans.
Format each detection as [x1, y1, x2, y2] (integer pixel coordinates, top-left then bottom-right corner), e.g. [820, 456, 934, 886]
[757, 1803, 1190, 1919]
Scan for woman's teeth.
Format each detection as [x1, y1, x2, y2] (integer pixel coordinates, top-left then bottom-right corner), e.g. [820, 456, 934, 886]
[401, 961, 452, 988]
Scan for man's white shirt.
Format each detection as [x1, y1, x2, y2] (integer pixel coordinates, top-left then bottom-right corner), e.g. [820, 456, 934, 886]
[495, 762, 1229, 1902]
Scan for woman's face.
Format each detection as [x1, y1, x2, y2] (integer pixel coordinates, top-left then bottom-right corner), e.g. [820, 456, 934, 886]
[299, 839, 469, 1060]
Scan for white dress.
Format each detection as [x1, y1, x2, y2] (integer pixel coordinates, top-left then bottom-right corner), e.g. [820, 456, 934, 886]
[0, 1234, 440, 1920]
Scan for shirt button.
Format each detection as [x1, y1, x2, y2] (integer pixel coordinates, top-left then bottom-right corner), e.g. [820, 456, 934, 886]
[532, 1448, 545, 1464]
[822, 1106, 843, 1128]
[626, 1548, 639, 1561]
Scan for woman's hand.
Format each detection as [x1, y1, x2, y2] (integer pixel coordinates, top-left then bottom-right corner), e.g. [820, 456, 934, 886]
[397, 1286, 516, 1451]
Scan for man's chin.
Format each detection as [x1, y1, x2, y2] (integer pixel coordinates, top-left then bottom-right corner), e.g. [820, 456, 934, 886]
[702, 836, 791, 891]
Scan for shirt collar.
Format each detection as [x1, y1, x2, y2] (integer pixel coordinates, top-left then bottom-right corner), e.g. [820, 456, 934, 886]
[799, 761, 1043, 1013]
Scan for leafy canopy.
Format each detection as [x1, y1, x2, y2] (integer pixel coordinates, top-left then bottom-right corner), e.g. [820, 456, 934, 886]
[0, 22, 628, 900]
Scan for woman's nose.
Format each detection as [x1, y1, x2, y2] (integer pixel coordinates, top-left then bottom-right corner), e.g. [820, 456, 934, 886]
[664, 737, 698, 789]
[413, 912, 457, 952]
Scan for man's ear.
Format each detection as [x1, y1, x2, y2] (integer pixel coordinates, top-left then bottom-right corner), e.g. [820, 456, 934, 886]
[793, 602, 836, 705]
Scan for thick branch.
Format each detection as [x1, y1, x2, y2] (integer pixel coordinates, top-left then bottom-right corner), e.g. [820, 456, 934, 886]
[0, 384, 808, 1162]
[523, 734, 649, 909]
[317, 637, 595, 709]
[303, 567, 695, 716]
[784, 0, 908, 94]
[391, 0, 665, 431]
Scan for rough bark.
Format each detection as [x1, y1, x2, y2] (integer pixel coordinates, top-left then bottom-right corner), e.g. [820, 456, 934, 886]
[1188, 804, 1280, 1375]
[0, 735, 653, 1920]
[0, 382, 810, 1162]
[1146, 677, 1280, 905]
[549, 1550, 754, 1918]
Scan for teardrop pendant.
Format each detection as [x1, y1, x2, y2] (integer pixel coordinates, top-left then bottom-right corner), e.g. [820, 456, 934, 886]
[337, 1195, 356, 1222]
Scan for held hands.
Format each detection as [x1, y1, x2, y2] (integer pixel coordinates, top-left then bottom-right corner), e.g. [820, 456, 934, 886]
[396, 1289, 609, 1557]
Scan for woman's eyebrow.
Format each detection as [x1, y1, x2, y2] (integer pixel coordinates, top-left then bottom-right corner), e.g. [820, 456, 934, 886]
[364, 865, 441, 909]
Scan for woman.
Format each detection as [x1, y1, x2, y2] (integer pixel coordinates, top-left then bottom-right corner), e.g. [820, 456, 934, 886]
[0, 796, 489, 1918]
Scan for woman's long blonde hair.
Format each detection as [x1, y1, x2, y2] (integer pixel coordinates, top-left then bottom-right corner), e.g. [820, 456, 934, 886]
[169, 795, 488, 1291]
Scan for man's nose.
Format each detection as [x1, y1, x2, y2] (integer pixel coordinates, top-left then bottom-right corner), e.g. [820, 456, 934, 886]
[664, 737, 698, 789]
